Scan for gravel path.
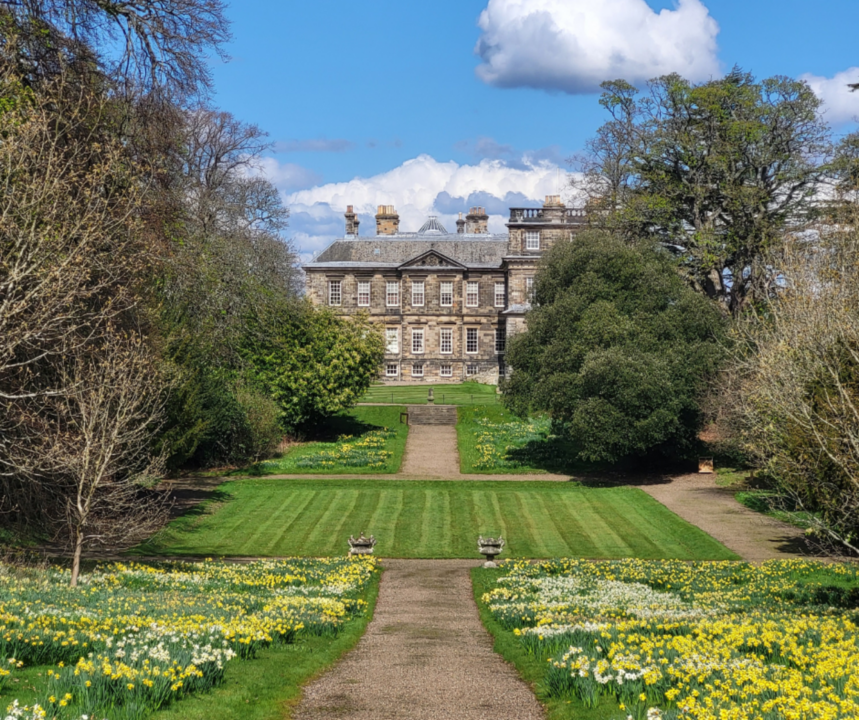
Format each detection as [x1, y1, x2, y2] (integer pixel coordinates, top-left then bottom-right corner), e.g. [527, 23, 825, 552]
[398, 426, 462, 477]
[295, 559, 544, 720]
[639, 473, 811, 561]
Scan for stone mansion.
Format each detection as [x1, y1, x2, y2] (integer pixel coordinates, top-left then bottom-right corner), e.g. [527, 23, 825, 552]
[303, 196, 586, 384]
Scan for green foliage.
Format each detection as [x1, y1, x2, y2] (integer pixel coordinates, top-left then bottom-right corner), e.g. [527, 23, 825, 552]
[244, 305, 385, 432]
[158, 357, 281, 469]
[585, 69, 829, 311]
[503, 231, 726, 464]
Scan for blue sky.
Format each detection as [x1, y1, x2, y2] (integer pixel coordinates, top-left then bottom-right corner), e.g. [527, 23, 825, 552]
[209, 0, 859, 259]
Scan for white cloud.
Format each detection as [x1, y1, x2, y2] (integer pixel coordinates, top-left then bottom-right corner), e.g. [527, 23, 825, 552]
[800, 68, 859, 125]
[267, 154, 577, 262]
[474, 0, 720, 94]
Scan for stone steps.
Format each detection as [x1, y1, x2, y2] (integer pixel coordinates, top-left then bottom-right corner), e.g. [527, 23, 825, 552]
[406, 405, 458, 426]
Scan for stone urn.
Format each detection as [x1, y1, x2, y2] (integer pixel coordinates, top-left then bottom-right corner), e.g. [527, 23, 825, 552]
[348, 532, 377, 556]
[478, 535, 505, 568]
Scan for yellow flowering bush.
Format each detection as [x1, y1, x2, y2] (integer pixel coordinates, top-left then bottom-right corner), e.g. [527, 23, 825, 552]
[484, 559, 859, 720]
[1, 557, 377, 719]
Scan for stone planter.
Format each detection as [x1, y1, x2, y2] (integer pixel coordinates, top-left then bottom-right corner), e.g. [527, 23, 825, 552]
[478, 535, 504, 568]
[348, 533, 376, 556]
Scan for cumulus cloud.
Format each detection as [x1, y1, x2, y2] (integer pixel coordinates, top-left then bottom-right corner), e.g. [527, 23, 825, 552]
[800, 68, 859, 125]
[275, 137, 356, 153]
[265, 154, 576, 262]
[474, 0, 720, 94]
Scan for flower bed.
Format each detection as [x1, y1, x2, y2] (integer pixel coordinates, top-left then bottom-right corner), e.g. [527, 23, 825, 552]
[482, 559, 859, 720]
[1, 557, 377, 719]
[470, 416, 550, 470]
[257, 428, 396, 471]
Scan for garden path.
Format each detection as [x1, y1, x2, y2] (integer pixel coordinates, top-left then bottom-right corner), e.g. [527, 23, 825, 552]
[398, 425, 461, 477]
[639, 473, 811, 562]
[294, 559, 544, 720]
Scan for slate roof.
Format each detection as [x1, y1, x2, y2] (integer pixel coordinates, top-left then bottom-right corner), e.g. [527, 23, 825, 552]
[308, 233, 509, 270]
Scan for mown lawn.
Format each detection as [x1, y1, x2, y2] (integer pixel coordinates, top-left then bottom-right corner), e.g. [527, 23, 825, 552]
[457, 405, 599, 475]
[138, 479, 737, 560]
[360, 381, 499, 405]
[237, 406, 408, 475]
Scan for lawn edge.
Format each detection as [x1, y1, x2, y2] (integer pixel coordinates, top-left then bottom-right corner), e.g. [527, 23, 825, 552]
[147, 566, 381, 720]
[283, 569, 381, 719]
[470, 567, 620, 720]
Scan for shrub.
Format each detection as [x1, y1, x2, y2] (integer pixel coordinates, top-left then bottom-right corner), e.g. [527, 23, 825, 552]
[503, 231, 726, 464]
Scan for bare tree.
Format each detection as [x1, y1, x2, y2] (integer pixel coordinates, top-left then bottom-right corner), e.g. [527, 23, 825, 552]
[0, 0, 229, 96]
[0, 64, 160, 537]
[716, 206, 859, 555]
[0, 69, 144, 397]
[11, 332, 170, 585]
[161, 108, 299, 357]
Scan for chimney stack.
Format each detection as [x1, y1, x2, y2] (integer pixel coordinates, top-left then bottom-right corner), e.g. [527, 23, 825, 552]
[345, 205, 360, 236]
[375, 205, 400, 235]
[542, 195, 566, 222]
[465, 206, 489, 234]
[456, 212, 465, 234]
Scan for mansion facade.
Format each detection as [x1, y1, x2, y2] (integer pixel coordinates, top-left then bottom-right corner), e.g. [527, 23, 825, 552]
[303, 196, 586, 384]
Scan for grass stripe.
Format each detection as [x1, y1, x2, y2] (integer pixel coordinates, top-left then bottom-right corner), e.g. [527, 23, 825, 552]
[139, 480, 736, 561]
[531, 492, 574, 556]
[259, 489, 318, 555]
[302, 490, 359, 555]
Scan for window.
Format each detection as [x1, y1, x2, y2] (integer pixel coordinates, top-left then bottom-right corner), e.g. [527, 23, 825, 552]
[495, 328, 506, 353]
[466, 281, 479, 307]
[385, 328, 399, 354]
[440, 328, 453, 354]
[412, 363, 424, 378]
[386, 281, 400, 307]
[412, 328, 425, 354]
[328, 280, 342, 306]
[525, 277, 534, 299]
[466, 364, 479, 377]
[494, 282, 506, 308]
[498, 359, 506, 378]
[440, 364, 452, 378]
[466, 327, 478, 354]
[440, 281, 453, 307]
[357, 281, 371, 307]
[411, 280, 425, 306]
[525, 231, 540, 250]
[386, 363, 399, 378]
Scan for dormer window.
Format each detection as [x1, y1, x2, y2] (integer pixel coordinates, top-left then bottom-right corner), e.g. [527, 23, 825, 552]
[525, 231, 541, 251]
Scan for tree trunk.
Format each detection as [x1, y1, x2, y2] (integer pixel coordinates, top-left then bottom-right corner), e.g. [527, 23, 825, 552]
[70, 527, 83, 588]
